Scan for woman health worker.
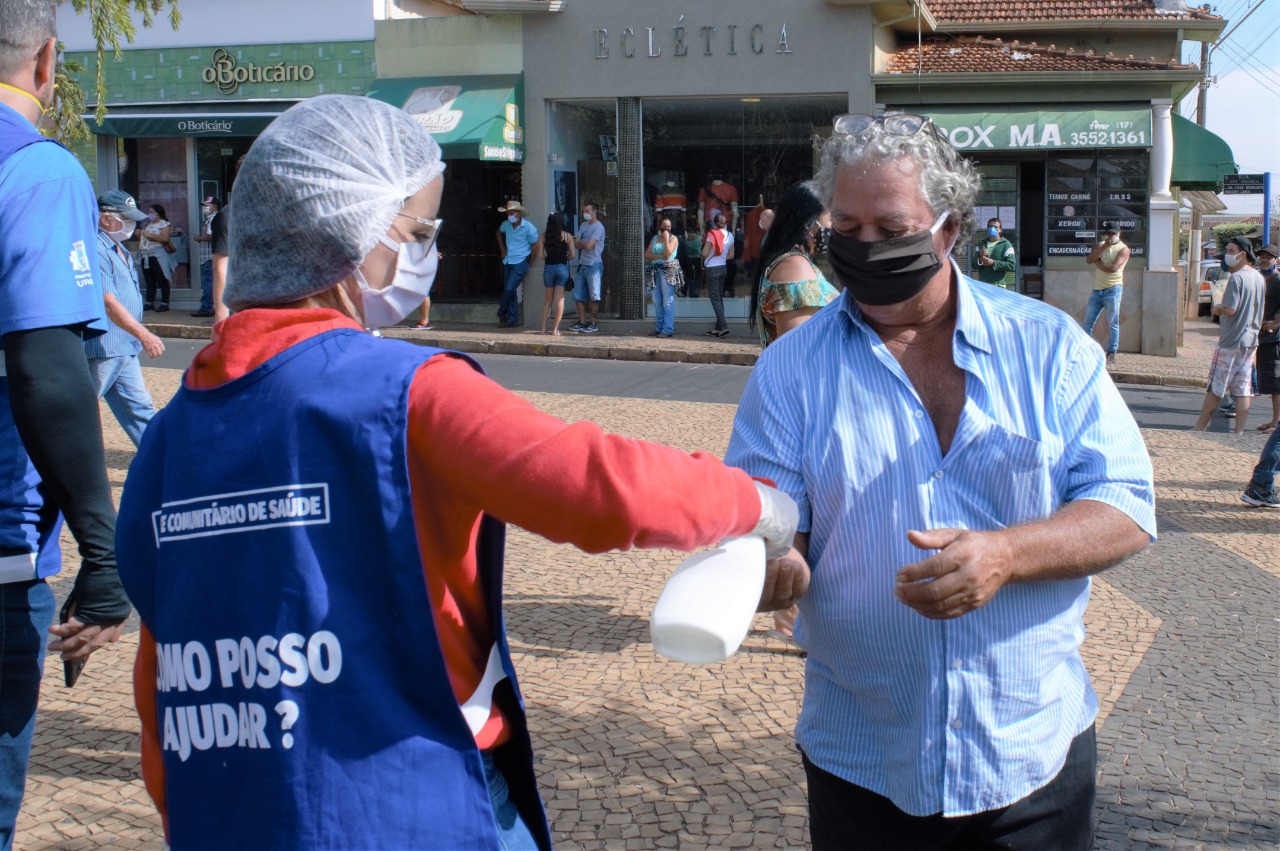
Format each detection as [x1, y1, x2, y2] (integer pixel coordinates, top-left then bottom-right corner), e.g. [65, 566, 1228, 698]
[115, 95, 803, 850]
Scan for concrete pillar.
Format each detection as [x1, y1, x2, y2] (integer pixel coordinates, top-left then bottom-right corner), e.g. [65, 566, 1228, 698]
[1141, 269, 1179, 356]
[1148, 100, 1177, 273]
[616, 96, 644, 320]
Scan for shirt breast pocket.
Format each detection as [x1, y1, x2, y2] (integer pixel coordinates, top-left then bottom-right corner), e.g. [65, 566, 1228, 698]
[950, 424, 1056, 530]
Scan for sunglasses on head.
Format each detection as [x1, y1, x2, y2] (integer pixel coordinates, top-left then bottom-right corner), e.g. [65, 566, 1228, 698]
[832, 113, 946, 144]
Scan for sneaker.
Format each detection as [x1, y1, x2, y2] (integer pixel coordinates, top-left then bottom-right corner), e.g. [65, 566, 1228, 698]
[155, 303, 170, 313]
[581, 323, 598, 333]
[1105, 352, 1117, 365]
[569, 322, 586, 333]
[1225, 410, 1236, 418]
[1240, 487, 1280, 508]
[191, 308, 214, 318]
[143, 303, 155, 312]
[415, 322, 432, 330]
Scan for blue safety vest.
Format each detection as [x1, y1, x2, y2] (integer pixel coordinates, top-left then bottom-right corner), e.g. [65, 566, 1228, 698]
[117, 328, 551, 850]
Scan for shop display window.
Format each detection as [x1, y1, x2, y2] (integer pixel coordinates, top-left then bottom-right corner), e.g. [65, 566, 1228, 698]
[1046, 151, 1148, 259]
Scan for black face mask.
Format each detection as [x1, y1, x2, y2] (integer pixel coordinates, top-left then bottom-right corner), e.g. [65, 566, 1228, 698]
[827, 212, 950, 306]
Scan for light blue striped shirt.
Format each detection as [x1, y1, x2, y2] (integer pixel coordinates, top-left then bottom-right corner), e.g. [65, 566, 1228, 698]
[84, 230, 143, 360]
[725, 265, 1156, 817]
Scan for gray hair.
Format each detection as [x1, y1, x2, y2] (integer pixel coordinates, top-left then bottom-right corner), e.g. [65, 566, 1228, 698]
[813, 119, 981, 248]
[0, 0, 55, 80]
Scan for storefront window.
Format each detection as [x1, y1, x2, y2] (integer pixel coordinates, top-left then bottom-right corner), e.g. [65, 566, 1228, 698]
[196, 138, 255, 209]
[640, 95, 844, 312]
[1046, 152, 1149, 260]
[121, 137, 189, 286]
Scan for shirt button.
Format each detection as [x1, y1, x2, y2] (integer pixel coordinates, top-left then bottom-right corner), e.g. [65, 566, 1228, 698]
[934, 470, 945, 479]
[953, 658, 962, 669]
[951, 718, 963, 730]
[914, 410, 924, 419]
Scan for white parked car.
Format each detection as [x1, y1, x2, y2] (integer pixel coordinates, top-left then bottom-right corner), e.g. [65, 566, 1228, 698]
[1196, 259, 1228, 321]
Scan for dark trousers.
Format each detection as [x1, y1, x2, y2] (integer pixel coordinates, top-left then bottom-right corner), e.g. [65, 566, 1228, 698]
[705, 265, 728, 331]
[142, 256, 170, 307]
[804, 725, 1096, 851]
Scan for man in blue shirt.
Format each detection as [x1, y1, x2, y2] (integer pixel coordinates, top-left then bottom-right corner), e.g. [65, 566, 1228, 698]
[0, 2, 131, 843]
[497, 199, 537, 327]
[86, 189, 164, 447]
[726, 113, 1156, 849]
[571, 201, 606, 333]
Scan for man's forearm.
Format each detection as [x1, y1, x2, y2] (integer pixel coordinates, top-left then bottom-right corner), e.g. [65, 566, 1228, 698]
[1004, 499, 1149, 583]
[4, 328, 121, 589]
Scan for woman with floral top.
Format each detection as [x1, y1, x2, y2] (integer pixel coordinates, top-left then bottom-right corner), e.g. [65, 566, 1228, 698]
[749, 181, 841, 643]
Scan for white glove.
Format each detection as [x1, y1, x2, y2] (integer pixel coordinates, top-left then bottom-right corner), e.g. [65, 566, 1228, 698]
[751, 482, 799, 560]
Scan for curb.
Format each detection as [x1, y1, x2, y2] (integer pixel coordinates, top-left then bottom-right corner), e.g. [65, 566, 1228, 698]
[1109, 371, 1207, 390]
[144, 321, 1207, 386]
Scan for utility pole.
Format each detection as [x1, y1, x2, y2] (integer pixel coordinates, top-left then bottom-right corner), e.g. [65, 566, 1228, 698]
[1187, 39, 1210, 313]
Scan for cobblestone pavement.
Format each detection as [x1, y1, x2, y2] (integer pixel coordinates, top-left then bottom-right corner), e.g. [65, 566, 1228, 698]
[14, 355, 1276, 849]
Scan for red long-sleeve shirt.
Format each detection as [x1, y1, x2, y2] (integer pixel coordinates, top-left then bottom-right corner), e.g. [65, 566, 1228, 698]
[134, 308, 762, 821]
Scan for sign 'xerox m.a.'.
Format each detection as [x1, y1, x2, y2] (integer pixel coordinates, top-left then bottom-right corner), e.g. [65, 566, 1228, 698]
[916, 108, 1154, 151]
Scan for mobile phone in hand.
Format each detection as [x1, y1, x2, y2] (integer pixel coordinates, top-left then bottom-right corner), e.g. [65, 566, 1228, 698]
[64, 658, 85, 688]
[60, 603, 85, 687]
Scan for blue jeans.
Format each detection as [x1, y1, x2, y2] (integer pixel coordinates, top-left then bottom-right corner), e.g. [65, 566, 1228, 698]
[90, 355, 156, 449]
[481, 752, 539, 851]
[1082, 285, 1122, 354]
[1249, 426, 1280, 496]
[499, 260, 529, 324]
[199, 260, 213, 311]
[652, 266, 675, 335]
[0, 580, 54, 850]
[705, 265, 728, 331]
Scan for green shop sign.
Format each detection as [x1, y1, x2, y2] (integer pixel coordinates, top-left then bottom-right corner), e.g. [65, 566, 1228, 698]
[919, 108, 1152, 151]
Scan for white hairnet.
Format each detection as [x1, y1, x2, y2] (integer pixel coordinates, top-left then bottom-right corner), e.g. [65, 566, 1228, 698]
[224, 94, 445, 310]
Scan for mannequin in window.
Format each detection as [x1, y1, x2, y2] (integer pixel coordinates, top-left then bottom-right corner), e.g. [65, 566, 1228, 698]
[655, 177, 686, 222]
[697, 176, 738, 233]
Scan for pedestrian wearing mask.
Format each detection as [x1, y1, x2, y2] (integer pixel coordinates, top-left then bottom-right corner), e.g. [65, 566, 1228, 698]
[138, 203, 175, 312]
[1252, 244, 1280, 434]
[86, 190, 163, 447]
[702, 213, 735, 337]
[726, 112, 1154, 849]
[190, 196, 219, 317]
[1083, 223, 1130, 364]
[115, 95, 806, 851]
[1192, 236, 1266, 434]
[748, 180, 840, 646]
[973, 217, 1016, 289]
[644, 217, 682, 337]
[533, 211, 574, 335]
[496, 200, 536, 328]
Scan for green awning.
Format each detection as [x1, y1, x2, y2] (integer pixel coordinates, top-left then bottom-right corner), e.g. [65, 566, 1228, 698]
[1171, 113, 1237, 191]
[366, 75, 524, 162]
[83, 101, 296, 137]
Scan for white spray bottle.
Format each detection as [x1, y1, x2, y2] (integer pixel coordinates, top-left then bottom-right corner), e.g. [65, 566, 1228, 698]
[650, 535, 766, 664]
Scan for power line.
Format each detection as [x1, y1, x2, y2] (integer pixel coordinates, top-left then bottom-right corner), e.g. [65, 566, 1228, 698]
[1215, 43, 1280, 96]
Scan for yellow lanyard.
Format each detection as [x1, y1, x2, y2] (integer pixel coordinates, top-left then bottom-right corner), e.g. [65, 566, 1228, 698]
[0, 82, 44, 113]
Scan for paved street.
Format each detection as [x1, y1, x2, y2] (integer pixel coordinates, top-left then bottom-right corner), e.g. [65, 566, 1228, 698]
[15, 332, 1279, 850]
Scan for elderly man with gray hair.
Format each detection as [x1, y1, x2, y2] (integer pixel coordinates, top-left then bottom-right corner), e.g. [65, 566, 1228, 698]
[726, 113, 1157, 849]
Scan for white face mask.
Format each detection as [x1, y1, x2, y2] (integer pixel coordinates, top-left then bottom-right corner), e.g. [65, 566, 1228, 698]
[506, 214, 518, 225]
[354, 234, 439, 330]
[582, 212, 594, 221]
[103, 213, 132, 244]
